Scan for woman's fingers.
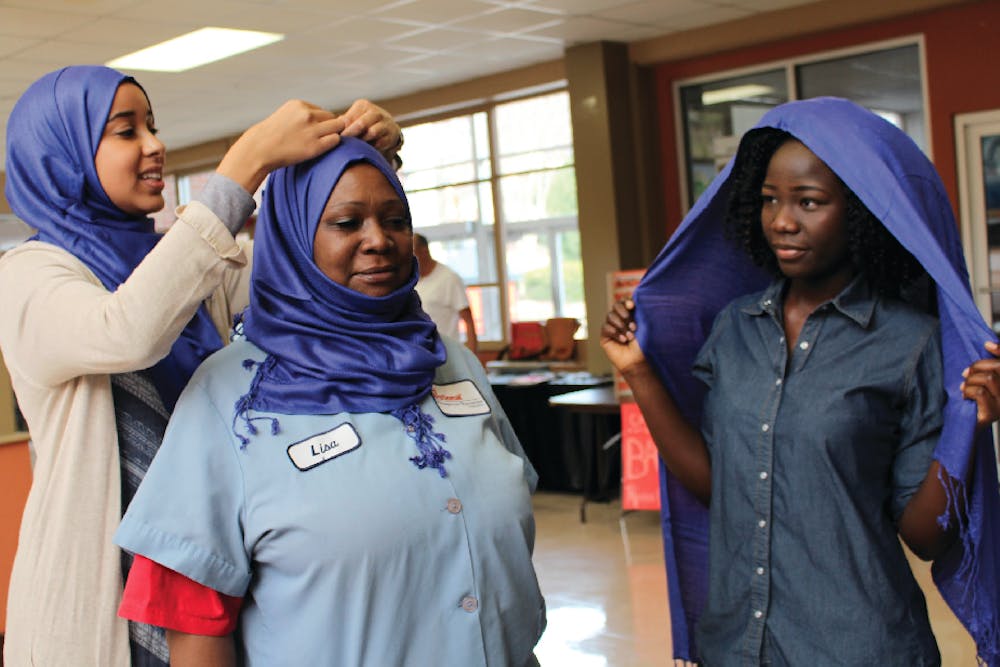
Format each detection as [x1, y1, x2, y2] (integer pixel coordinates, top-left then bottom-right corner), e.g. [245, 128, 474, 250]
[338, 99, 402, 157]
[961, 341, 1000, 427]
[217, 100, 347, 194]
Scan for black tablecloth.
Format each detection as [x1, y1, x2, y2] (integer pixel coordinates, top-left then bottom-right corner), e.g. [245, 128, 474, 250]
[490, 375, 620, 499]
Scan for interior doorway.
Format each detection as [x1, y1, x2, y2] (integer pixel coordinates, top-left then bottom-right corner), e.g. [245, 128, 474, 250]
[956, 109, 1000, 330]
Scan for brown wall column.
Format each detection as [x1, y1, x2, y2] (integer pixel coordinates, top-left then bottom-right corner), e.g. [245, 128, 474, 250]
[566, 41, 664, 374]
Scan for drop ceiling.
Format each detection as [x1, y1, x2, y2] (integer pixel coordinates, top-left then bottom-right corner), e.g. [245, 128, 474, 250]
[0, 0, 819, 167]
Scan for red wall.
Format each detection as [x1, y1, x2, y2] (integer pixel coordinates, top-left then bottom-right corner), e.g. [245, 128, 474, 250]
[0, 439, 31, 633]
[654, 1, 1000, 237]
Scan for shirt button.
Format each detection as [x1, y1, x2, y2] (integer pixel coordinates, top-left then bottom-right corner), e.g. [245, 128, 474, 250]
[759, 471, 768, 480]
[756, 567, 765, 575]
[775, 378, 782, 386]
[779, 336, 785, 343]
[761, 424, 769, 432]
[758, 519, 767, 528]
[754, 610, 763, 619]
[799, 341, 809, 350]
[446, 498, 463, 514]
[763, 299, 772, 306]
[461, 596, 479, 613]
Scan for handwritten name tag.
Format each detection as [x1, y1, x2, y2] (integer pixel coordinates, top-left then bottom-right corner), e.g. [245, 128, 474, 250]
[286, 423, 361, 471]
[432, 380, 491, 417]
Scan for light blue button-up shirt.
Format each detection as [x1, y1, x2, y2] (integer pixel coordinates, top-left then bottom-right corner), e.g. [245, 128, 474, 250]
[117, 337, 545, 666]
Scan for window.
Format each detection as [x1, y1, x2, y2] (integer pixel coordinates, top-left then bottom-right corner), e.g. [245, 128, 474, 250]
[678, 40, 925, 208]
[157, 168, 260, 238]
[400, 90, 583, 344]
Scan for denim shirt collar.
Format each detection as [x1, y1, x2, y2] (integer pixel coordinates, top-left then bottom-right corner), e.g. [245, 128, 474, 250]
[740, 273, 877, 329]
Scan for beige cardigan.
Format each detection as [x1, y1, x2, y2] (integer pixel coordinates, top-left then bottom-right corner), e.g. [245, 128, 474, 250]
[0, 202, 250, 666]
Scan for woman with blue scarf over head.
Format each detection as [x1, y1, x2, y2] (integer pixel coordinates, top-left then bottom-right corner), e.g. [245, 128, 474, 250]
[114, 137, 546, 666]
[602, 98, 1000, 665]
[0, 65, 401, 667]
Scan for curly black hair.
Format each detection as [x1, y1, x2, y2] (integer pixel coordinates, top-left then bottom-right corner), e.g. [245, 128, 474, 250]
[722, 127, 926, 299]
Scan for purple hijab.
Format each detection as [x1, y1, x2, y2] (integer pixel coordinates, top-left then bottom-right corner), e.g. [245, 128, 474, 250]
[635, 97, 1000, 663]
[237, 137, 445, 423]
[5, 65, 221, 409]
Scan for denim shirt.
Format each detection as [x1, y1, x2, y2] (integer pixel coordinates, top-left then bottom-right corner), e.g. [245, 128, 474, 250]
[692, 276, 943, 667]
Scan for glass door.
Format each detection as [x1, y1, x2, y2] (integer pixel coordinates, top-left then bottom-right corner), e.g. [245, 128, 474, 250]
[956, 110, 1000, 329]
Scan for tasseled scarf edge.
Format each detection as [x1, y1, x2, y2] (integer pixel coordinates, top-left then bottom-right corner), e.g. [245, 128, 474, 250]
[936, 463, 999, 666]
[232, 357, 452, 477]
[232, 356, 281, 449]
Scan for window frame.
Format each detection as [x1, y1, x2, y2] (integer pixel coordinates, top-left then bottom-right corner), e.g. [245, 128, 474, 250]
[398, 84, 579, 349]
[672, 35, 930, 212]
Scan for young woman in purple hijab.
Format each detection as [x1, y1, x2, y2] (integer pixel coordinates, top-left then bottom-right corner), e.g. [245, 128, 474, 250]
[602, 98, 1000, 665]
[0, 65, 401, 666]
[113, 137, 545, 666]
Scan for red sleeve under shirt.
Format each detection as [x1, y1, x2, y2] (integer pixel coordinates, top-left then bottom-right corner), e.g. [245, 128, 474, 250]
[119, 555, 243, 636]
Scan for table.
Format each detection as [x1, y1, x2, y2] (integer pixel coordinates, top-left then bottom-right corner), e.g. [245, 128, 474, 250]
[489, 374, 618, 497]
[548, 385, 618, 413]
[548, 386, 621, 521]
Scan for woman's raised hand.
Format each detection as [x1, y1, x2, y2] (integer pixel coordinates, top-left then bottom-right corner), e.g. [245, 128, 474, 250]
[218, 99, 346, 195]
[338, 99, 403, 160]
[600, 298, 647, 374]
[961, 340, 1000, 431]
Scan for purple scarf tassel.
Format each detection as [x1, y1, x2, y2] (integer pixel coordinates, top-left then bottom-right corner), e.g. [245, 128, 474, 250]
[392, 404, 451, 477]
[234, 358, 452, 477]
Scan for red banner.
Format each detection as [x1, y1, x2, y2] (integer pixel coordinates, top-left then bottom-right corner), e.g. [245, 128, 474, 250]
[620, 401, 661, 511]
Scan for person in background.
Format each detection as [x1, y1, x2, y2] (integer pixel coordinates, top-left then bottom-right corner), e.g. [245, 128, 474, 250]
[414, 232, 479, 352]
[602, 98, 1000, 665]
[0, 65, 401, 667]
[115, 137, 545, 666]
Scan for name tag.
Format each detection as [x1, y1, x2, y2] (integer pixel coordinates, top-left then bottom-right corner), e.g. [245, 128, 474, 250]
[286, 423, 361, 471]
[432, 380, 491, 417]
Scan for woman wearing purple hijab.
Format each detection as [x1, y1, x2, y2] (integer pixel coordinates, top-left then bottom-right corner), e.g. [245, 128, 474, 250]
[114, 137, 545, 666]
[603, 98, 1000, 665]
[0, 65, 401, 666]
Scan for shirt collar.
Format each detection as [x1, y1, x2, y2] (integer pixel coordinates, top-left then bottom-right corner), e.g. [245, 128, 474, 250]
[741, 273, 877, 328]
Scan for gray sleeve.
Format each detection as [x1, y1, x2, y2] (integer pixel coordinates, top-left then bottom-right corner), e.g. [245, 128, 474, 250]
[194, 172, 257, 236]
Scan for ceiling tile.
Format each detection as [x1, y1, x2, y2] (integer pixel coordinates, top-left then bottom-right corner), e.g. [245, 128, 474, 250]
[306, 15, 428, 43]
[593, 0, 713, 24]
[67, 17, 199, 48]
[526, 15, 658, 43]
[0, 0, 136, 15]
[0, 7, 96, 38]
[374, 0, 494, 26]
[385, 26, 481, 52]
[451, 7, 564, 34]
[519, 0, 640, 15]
[9, 40, 129, 66]
[0, 36, 41, 59]
[121, 0, 343, 34]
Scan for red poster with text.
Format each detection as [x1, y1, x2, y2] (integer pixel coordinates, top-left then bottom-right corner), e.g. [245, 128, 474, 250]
[620, 401, 661, 511]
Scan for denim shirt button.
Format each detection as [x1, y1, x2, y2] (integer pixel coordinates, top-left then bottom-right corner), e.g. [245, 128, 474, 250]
[753, 610, 763, 619]
[761, 423, 769, 432]
[775, 378, 782, 386]
[759, 471, 768, 480]
[758, 519, 767, 528]
[799, 341, 809, 350]
[756, 567, 765, 575]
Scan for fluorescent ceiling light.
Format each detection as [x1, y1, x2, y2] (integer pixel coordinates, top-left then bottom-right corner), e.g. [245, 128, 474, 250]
[107, 27, 284, 73]
[702, 84, 774, 106]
